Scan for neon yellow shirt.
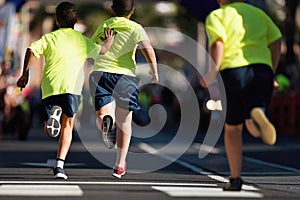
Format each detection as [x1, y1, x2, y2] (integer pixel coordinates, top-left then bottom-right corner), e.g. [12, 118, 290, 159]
[29, 28, 101, 99]
[205, 2, 282, 71]
[91, 17, 149, 76]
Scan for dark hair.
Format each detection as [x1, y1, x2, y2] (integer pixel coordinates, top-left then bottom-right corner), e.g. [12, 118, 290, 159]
[55, 2, 77, 28]
[112, 0, 134, 17]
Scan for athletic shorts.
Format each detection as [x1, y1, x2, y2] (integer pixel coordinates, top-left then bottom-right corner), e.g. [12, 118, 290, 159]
[220, 64, 274, 125]
[89, 71, 140, 111]
[41, 93, 81, 121]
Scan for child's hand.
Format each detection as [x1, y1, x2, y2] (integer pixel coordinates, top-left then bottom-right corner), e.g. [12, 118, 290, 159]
[149, 70, 159, 83]
[16, 72, 29, 91]
[99, 27, 115, 55]
[104, 27, 115, 41]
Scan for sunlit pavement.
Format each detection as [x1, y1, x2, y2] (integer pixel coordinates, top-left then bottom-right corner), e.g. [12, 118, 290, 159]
[0, 127, 299, 199]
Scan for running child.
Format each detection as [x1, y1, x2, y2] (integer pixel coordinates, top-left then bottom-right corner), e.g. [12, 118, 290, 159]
[203, 0, 282, 191]
[89, 0, 158, 178]
[17, 1, 114, 179]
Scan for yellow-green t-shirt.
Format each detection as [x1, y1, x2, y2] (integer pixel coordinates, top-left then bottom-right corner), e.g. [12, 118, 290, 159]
[29, 28, 101, 99]
[91, 17, 149, 76]
[205, 2, 282, 71]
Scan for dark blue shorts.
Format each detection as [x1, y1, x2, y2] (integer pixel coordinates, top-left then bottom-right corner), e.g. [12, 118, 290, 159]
[89, 71, 140, 111]
[41, 93, 81, 121]
[220, 64, 274, 125]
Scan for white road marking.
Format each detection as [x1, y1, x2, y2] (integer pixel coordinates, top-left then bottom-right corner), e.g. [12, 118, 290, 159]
[191, 143, 221, 154]
[0, 185, 83, 196]
[0, 181, 216, 187]
[138, 142, 259, 192]
[152, 186, 263, 198]
[192, 143, 300, 154]
[193, 143, 300, 173]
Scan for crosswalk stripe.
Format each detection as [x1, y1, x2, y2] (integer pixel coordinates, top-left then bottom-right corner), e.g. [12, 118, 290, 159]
[0, 182, 262, 198]
[0, 185, 83, 196]
[152, 186, 263, 198]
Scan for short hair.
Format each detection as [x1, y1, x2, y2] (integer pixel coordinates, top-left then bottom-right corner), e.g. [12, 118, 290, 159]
[112, 0, 134, 17]
[56, 2, 77, 28]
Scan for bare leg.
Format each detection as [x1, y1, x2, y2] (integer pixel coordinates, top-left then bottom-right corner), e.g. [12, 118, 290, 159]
[224, 123, 243, 178]
[115, 107, 132, 168]
[245, 119, 260, 138]
[56, 114, 75, 160]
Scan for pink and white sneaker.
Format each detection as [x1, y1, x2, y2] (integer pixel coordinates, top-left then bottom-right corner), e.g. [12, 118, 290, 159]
[112, 162, 127, 179]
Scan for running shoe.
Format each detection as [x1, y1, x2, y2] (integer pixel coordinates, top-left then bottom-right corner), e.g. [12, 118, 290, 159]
[102, 115, 116, 149]
[52, 167, 68, 180]
[46, 106, 62, 138]
[223, 177, 243, 191]
[250, 107, 276, 146]
[112, 162, 127, 179]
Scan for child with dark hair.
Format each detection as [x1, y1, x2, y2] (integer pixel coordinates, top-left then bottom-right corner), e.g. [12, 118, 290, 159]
[17, 1, 114, 179]
[89, 0, 158, 178]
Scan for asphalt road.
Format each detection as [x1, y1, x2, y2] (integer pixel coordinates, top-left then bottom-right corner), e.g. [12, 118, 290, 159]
[0, 124, 300, 200]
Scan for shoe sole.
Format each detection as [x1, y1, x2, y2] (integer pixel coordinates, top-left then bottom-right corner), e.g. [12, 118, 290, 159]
[102, 115, 115, 149]
[112, 172, 125, 179]
[46, 106, 62, 138]
[250, 108, 276, 146]
[223, 186, 242, 191]
[54, 173, 68, 180]
[223, 178, 243, 191]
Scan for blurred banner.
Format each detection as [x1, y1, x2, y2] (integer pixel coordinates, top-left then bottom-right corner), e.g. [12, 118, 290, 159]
[0, 3, 15, 62]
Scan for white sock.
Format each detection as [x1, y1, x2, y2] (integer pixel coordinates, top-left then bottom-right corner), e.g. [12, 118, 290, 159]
[56, 159, 64, 169]
[116, 148, 127, 168]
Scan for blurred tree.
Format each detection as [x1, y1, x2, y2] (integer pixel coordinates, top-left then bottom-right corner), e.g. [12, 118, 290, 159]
[178, 0, 219, 23]
[76, 3, 109, 37]
[285, 0, 299, 65]
[133, 2, 198, 38]
[29, 4, 48, 33]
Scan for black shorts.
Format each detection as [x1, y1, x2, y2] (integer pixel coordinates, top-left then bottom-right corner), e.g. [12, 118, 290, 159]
[41, 93, 81, 121]
[89, 71, 140, 111]
[220, 64, 274, 125]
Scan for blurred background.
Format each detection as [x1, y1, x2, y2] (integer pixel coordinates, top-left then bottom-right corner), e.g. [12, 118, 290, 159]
[0, 0, 299, 141]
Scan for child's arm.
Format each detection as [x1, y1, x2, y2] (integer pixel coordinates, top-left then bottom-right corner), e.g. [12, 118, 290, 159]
[99, 27, 115, 55]
[200, 39, 223, 88]
[139, 40, 159, 83]
[17, 48, 36, 90]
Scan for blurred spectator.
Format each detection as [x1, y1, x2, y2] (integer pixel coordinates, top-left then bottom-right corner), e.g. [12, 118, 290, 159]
[0, 60, 31, 140]
[0, 72, 5, 139]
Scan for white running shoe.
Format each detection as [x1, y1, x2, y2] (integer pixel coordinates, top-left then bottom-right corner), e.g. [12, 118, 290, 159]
[53, 167, 68, 179]
[46, 106, 62, 138]
[102, 115, 116, 149]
